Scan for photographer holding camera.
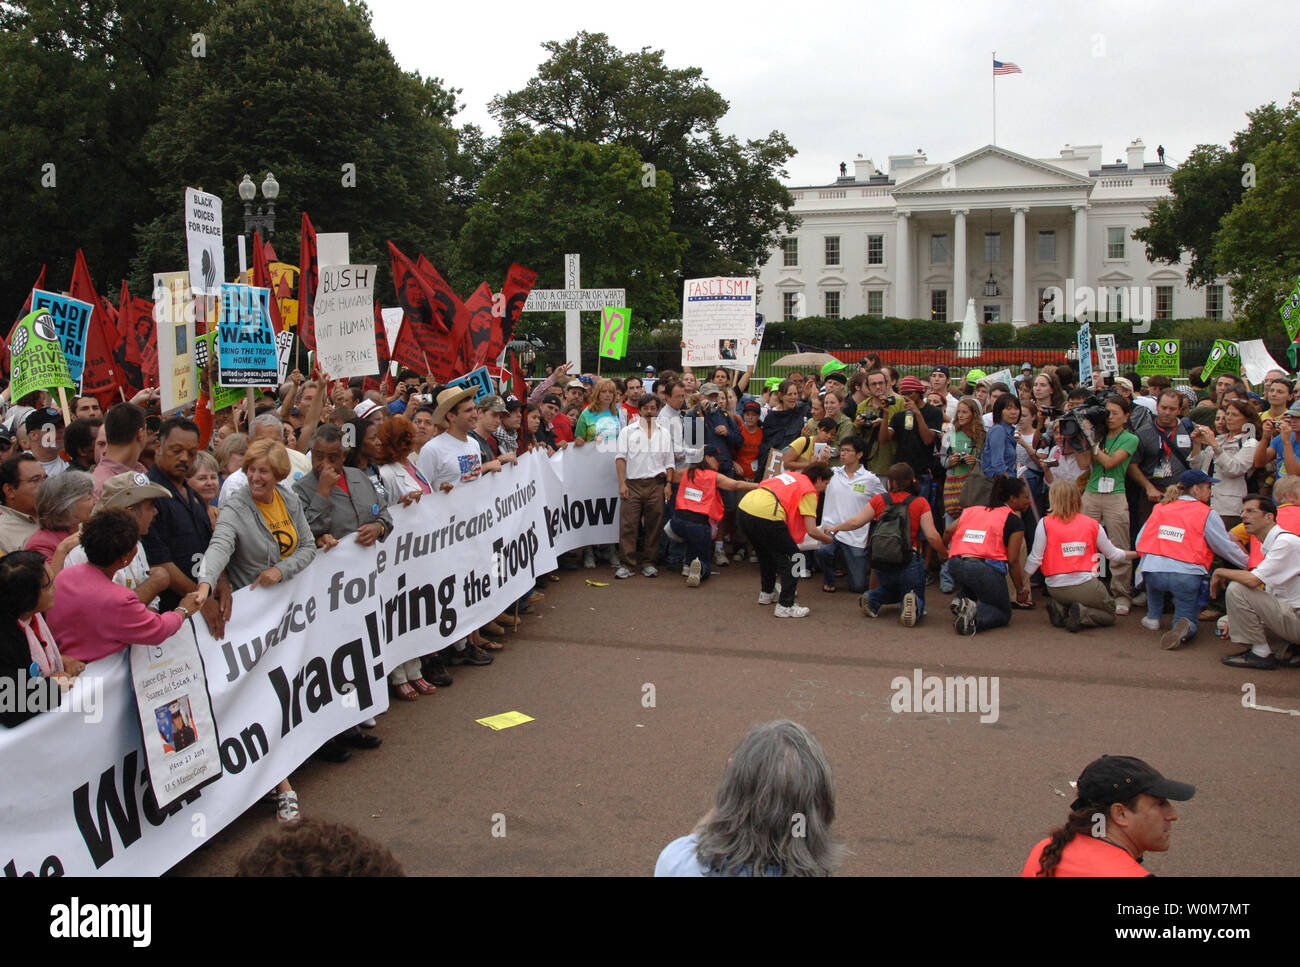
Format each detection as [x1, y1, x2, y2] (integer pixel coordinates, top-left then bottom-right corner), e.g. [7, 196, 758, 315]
[1077, 394, 1139, 615]
[854, 369, 905, 475]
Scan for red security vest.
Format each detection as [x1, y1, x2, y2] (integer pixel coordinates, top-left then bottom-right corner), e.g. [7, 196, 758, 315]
[760, 472, 818, 543]
[1136, 498, 1213, 569]
[676, 468, 724, 522]
[1040, 514, 1100, 577]
[949, 505, 1013, 561]
[1247, 504, 1300, 567]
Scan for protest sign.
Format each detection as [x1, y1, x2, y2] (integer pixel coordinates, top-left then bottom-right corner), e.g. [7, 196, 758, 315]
[1201, 339, 1240, 384]
[681, 277, 758, 369]
[129, 621, 222, 809]
[185, 188, 225, 296]
[983, 368, 1012, 389]
[218, 284, 278, 386]
[1238, 339, 1285, 385]
[195, 331, 243, 411]
[1280, 275, 1300, 342]
[1137, 338, 1179, 376]
[9, 309, 76, 401]
[447, 365, 493, 401]
[30, 289, 92, 386]
[1095, 333, 1118, 375]
[313, 264, 377, 378]
[1076, 321, 1092, 386]
[599, 306, 630, 360]
[0, 445, 617, 876]
[152, 271, 198, 413]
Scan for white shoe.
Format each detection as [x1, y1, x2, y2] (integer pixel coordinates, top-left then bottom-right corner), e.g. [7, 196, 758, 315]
[642, 565, 658, 578]
[774, 603, 810, 618]
[758, 591, 777, 605]
[733, 550, 746, 562]
[583, 549, 597, 569]
[275, 790, 302, 826]
[686, 559, 702, 587]
[615, 566, 633, 579]
[1114, 599, 1131, 616]
[900, 592, 918, 628]
[748, 552, 758, 563]
[682, 565, 690, 576]
[713, 547, 729, 568]
[1140, 616, 1160, 631]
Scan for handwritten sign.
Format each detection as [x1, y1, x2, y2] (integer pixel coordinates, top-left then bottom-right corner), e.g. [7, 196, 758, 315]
[599, 306, 630, 360]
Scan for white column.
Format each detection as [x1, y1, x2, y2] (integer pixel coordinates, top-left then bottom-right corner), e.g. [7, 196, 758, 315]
[1011, 206, 1028, 326]
[894, 210, 912, 319]
[1071, 204, 1089, 322]
[950, 209, 969, 323]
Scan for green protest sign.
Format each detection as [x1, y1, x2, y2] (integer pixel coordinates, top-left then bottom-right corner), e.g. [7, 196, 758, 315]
[599, 306, 630, 360]
[1137, 338, 1180, 377]
[196, 330, 244, 411]
[1279, 275, 1300, 342]
[9, 309, 75, 401]
[1201, 339, 1240, 384]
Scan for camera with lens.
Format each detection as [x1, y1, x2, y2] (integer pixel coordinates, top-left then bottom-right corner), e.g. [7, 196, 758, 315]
[1055, 395, 1110, 451]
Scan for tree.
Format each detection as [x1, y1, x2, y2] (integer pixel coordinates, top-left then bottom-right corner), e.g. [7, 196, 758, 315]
[130, 0, 462, 301]
[0, 0, 216, 313]
[489, 32, 797, 282]
[1213, 94, 1300, 334]
[1134, 99, 1296, 287]
[457, 130, 683, 335]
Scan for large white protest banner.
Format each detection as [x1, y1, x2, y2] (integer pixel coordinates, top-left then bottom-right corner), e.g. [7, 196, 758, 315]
[681, 277, 757, 369]
[0, 447, 621, 876]
[184, 188, 225, 296]
[313, 264, 377, 379]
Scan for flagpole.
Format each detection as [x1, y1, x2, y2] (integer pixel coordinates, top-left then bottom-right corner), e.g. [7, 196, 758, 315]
[992, 51, 996, 145]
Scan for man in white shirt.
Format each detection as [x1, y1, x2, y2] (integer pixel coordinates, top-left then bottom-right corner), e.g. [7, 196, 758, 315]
[814, 436, 883, 593]
[24, 407, 68, 477]
[418, 387, 482, 492]
[615, 395, 675, 577]
[1213, 494, 1300, 669]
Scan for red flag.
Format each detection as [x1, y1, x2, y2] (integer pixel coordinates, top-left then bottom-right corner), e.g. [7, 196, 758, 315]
[116, 281, 141, 369]
[415, 255, 473, 380]
[114, 281, 157, 392]
[253, 231, 283, 336]
[262, 238, 279, 264]
[297, 212, 318, 351]
[2, 265, 46, 379]
[510, 351, 528, 402]
[364, 301, 392, 393]
[389, 242, 465, 382]
[462, 283, 496, 370]
[69, 249, 126, 405]
[493, 263, 537, 361]
[391, 311, 432, 377]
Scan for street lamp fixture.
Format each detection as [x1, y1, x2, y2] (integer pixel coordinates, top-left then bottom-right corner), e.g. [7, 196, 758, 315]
[240, 171, 278, 236]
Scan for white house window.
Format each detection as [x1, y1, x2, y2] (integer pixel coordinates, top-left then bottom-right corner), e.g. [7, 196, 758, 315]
[984, 233, 1001, 262]
[1107, 227, 1126, 260]
[931, 234, 949, 264]
[782, 237, 798, 267]
[824, 291, 841, 319]
[1106, 286, 1125, 321]
[930, 289, 948, 320]
[867, 234, 884, 265]
[867, 290, 884, 317]
[782, 291, 801, 321]
[1037, 287, 1054, 323]
[1206, 285, 1224, 320]
[824, 236, 840, 266]
[984, 304, 1001, 323]
[1156, 286, 1173, 320]
[1037, 231, 1055, 262]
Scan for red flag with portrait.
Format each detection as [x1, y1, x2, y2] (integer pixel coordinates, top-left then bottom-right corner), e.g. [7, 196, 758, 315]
[389, 243, 464, 382]
[297, 212, 318, 352]
[491, 263, 537, 362]
[253, 231, 283, 336]
[69, 249, 126, 405]
[462, 283, 497, 370]
[364, 301, 392, 393]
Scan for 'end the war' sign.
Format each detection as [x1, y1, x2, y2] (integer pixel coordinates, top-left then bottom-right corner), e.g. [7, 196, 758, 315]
[218, 284, 278, 387]
[30, 289, 92, 386]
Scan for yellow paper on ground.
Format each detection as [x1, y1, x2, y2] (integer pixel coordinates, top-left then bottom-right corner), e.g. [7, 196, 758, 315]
[476, 710, 535, 731]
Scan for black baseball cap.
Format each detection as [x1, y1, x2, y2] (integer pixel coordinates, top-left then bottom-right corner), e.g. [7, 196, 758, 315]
[25, 407, 64, 432]
[541, 393, 562, 407]
[1071, 755, 1196, 810]
[742, 400, 761, 413]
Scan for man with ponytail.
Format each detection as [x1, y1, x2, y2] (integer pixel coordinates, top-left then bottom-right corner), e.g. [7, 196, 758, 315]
[1022, 755, 1194, 877]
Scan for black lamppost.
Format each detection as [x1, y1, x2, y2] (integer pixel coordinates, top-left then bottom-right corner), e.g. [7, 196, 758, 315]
[239, 172, 279, 236]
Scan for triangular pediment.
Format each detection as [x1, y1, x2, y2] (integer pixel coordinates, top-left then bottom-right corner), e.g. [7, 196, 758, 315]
[893, 145, 1096, 195]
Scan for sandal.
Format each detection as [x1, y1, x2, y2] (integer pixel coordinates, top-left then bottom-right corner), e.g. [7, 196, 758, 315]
[478, 639, 505, 651]
[392, 682, 419, 701]
[822, 584, 837, 593]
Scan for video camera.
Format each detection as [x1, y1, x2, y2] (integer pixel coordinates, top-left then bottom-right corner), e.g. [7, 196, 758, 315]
[1052, 396, 1111, 452]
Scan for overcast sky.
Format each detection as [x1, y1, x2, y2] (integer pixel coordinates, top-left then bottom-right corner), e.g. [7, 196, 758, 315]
[368, 0, 1295, 185]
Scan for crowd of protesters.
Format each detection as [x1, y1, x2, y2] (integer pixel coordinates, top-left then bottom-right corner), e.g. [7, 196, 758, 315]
[4, 344, 1300, 842]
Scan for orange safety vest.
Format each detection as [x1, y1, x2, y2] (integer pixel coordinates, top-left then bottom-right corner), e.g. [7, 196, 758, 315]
[675, 468, 724, 522]
[1247, 504, 1300, 567]
[1136, 498, 1213, 569]
[1040, 514, 1100, 577]
[735, 426, 763, 480]
[1020, 834, 1149, 878]
[949, 505, 1013, 561]
[759, 472, 818, 543]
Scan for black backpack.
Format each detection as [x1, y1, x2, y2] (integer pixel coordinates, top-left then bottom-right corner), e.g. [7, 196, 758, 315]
[868, 495, 917, 571]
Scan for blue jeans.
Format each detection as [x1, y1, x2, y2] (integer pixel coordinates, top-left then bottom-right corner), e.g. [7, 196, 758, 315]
[815, 540, 869, 593]
[868, 557, 927, 616]
[672, 515, 713, 579]
[948, 556, 1012, 631]
[1144, 570, 1202, 640]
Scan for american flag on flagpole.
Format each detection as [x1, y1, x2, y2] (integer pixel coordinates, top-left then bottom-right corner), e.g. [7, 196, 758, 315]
[993, 59, 1022, 75]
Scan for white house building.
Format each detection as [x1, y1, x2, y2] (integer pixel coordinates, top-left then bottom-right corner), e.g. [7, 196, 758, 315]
[756, 140, 1232, 326]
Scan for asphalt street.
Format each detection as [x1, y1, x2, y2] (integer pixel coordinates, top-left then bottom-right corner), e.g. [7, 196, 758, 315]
[171, 561, 1300, 877]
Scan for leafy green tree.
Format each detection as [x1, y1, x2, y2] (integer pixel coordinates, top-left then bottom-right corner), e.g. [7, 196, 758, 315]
[0, 0, 215, 311]
[131, 0, 462, 298]
[489, 32, 797, 282]
[1134, 99, 1295, 287]
[457, 130, 683, 335]
[1213, 93, 1300, 334]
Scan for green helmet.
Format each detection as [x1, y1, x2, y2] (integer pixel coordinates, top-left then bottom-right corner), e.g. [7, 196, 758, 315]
[820, 360, 848, 379]
[965, 369, 987, 384]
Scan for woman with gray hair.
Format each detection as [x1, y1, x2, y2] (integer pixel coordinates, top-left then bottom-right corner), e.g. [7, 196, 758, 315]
[655, 720, 845, 876]
[24, 470, 95, 568]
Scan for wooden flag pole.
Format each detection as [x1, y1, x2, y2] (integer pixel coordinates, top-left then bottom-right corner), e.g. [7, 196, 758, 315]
[56, 386, 71, 426]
